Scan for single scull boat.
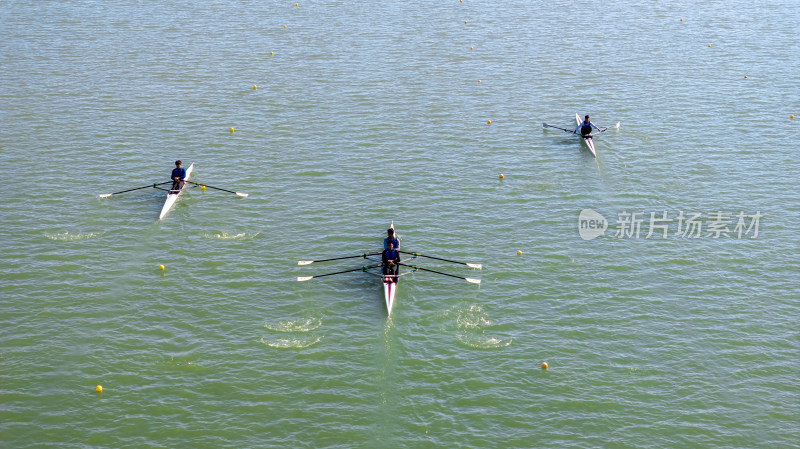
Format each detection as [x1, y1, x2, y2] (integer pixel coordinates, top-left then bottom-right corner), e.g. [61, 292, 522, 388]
[575, 113, 597, 157]
[98, 163, 248, 220]
[159, 163, 194, 220]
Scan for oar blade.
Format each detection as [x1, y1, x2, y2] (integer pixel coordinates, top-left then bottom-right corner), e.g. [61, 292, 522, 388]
[466, 277, 481, 285]
[466, 263, 482, 270]
[297, 260, 314, 266]
[98, 193, 112, 198]
[236, 192, 249, 197]
[297, 276, 314, 282]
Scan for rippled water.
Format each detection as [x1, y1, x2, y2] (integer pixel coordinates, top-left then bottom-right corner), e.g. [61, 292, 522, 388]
[1, 0, 798, 447]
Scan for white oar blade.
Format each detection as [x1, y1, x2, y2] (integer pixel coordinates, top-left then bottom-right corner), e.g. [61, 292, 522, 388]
[466, 263, 482, 270]
[297, 276, 314, 282]
[98, 193, 112, 198]
[615, 122, 621, 129]
[236, 192, 248, 197]
[466, 278, 481, 284]
[297, 260, 314, 266]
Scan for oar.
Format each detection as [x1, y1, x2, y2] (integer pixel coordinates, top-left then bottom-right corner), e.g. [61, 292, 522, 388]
[298, 253, 380, 266]
[98, 182, 173, 198]
[186, 181, 248, 197]
[297, 264, 381, 282]
[398, 263, 481, 284]
[543, 123, 577, 134]
[544, 123, 609, 137]
[398, 251, 481, 269]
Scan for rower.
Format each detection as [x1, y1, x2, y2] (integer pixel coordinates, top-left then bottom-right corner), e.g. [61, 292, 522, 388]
[384, 227, 399, 250]
[382, 241, 400, 283]
[170, 160, 186, 192]
[575, 115, 604, 137]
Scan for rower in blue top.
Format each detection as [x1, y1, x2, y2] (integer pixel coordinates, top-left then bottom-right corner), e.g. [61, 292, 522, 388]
[170, 160, 186, 192]
[383, 227, 399, 250]
[575, 115, 606, 137]
[382, 240, 400, 283]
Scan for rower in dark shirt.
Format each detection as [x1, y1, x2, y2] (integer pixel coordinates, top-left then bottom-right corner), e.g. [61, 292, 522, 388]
[382, 241, 400, 283]
[383, 227, 399, 250]
[170, 160, 186, 191]
[575, 115, 605, 136]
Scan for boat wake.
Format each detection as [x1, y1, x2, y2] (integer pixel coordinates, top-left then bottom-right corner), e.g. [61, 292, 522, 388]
[43, 231, 104, 241]
[204, 231, 260, 240]
[263, 316, 321, 333]
[456, 333, 513, 349]
[260, 336, 322, 349]
[261, 315, 323, 349]
[153, 355, 203, 371]
[441, 304, 513, 349]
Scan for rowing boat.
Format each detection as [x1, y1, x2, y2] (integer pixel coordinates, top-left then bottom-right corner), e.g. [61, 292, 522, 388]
[98, 163, 247, 219]
[159, 162, 194, 220]
[382, 222, 397, 315]
[296, 224, 481, 317]
[575, 113, 597, 157]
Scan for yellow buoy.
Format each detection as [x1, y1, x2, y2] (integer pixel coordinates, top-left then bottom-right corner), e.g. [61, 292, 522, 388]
[465, 21, 468, 24]
[201, 185, 206, 192]
[499, 173, 504, 179]
[791, 115, 795, 119]
[96, 385, 103, 392]
[284, 25, 287, 28]
[230, 127, 234, 133]
[253, 85, 257, 89]
[470, 46, 474, 50]
[487, 120, 491, 124]
[516, 250, 522, 255]
[541, 362, 548, 370]
[708, 44, 711, 47]
[680, 18, 683, 22]
[270, 51, 274, 55]
[478, 79, 481, 83]
[158, 265, 165, 271]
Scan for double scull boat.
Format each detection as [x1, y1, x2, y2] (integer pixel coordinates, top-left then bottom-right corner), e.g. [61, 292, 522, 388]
[381, 222, 398, 314]
[297, 223, 481, 316]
